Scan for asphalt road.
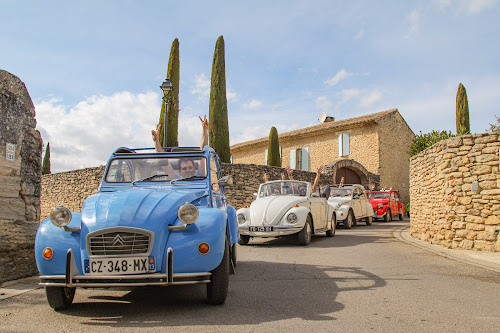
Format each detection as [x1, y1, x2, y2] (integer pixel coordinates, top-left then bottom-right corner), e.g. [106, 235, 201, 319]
[1, 218, 499, 332]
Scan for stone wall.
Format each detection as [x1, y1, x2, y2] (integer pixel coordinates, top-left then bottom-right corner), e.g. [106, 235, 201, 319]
[0, 70, 42, 284]
[410, 132, 500, 252]
[40, 163, 330, 220]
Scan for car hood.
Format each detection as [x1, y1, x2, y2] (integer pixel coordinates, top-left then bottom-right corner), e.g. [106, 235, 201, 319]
[327, 197, 351, 206]
[369, 198, 389, 207]
[250, 196, 306, 226]
[80, 188, 208, 234]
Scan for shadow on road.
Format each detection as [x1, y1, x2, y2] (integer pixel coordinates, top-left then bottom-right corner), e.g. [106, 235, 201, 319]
[50, 260, 386, 328]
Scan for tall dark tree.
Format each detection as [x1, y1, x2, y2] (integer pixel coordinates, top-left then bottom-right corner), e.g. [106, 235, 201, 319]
[158, 38, 180, 146]
[42, 142, 51, 175]
[456, 83, 470, 135]
[267, 127, 281, 167]
[209, 36, 231, 162]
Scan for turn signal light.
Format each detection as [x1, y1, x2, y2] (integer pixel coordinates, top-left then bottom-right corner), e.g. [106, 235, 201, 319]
[243, 206, 248, 208]
[294, 204, 299, 207]
[43, 247, 53, 260]
[198, 243, 210, 255]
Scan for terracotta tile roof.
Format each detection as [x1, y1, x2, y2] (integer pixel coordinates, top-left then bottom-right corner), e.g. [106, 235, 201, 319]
[231, 108, 399, 151]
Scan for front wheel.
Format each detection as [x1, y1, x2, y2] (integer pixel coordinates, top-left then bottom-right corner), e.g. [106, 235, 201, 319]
[298, 215, 312, 245]
[383, 209, 390, 222]
[399, 209, 404, 221]
[344, 210, 354, 229]
[365, 215, 373, 225]
[45, 286, 75, 310]
[239, 235, 250, 245]
[207, 239, 230, 305]
[326, 215, 336, 237]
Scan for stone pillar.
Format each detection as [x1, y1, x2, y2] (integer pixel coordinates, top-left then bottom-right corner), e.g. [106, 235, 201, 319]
[0, 70, 42, 284]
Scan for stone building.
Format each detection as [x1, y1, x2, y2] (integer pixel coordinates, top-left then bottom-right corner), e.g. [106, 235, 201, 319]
[230, 109, 414, 203]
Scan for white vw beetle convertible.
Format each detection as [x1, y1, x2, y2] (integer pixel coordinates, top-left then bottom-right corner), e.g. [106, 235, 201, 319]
[236, 180, 335, 245]
[328, 184, 374, 228]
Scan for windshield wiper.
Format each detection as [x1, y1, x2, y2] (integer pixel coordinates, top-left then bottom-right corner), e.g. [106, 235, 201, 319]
[132, 174, 169, 185]
[170, 175, 205, 184]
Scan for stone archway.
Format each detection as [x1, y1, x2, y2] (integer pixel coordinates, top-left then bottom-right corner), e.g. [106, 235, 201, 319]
[324, 159, 379, 188]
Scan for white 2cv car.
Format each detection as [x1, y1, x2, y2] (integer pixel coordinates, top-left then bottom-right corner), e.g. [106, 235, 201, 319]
[328, 184, 374, 228]
[236, 180, 335, 245]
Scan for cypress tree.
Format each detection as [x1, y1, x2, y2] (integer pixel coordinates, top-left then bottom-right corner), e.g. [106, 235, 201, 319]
[267, 127, 281, 167]
[158, 38, 180, 146]
[42, 142, 51, 175]
[456, 83, 470, 135]
[209, 35, 231, 163]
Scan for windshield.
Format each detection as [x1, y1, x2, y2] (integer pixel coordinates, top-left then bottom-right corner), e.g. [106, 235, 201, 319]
[329, 188, 353, 198]
[104, 156, 207, 183]
[259, 181, 308, 197]
[369, 192, 390, 199]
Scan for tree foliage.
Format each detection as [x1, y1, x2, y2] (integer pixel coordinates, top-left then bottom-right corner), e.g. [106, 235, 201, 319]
[267, 127, 281, 167]
[408, 130, 455, 157]
[209, 36, 231, 162]
[456, 83, 470, 135]
[158, 38, 180, 147]
[487, 115, 500, 132]
[42, 142, 51, 175]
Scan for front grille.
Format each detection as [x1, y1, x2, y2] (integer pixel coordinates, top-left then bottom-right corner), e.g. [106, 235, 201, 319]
[88, 230, 151, 256]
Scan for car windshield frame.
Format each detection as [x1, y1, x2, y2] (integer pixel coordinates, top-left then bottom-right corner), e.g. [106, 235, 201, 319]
[329, 188, 354, 198]
[258, 181, 309, 198]
[104, 155, 208, 184]
[368, 191, 390, 199]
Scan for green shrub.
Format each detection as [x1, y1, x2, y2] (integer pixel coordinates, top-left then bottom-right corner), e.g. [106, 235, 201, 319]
[408, 130, 455, 156]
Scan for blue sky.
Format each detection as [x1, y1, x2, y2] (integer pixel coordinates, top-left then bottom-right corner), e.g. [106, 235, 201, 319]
[1, 0, 499, 172]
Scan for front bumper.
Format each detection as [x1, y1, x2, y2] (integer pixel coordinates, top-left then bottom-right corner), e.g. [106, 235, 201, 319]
[39, 248, 211, 288]
[239, 225, 303, 237]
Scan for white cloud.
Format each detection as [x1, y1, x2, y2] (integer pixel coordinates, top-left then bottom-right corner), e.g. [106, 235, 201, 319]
[341, 88, 362, 102]
[315, 96, 333, 113]
[466, 0, 497, 13]
[325, 69, 352, 86]
[227, 87, 238, 102]
[432, 0, 497, 13]
[354, 29, 365, 40]
[36, 91, 203, 173]
[191, 73, 210, 99]
[242, 99, 263, 109]
[405, 9, 421, 38]
[360, 90, 383, 108]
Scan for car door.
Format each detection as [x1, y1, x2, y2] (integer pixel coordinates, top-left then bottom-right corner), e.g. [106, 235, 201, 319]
[358, 189, 368, 217]
[351, 187, 363, 219]
[309, 189, 327, 229]
[389, 191, 396, 216]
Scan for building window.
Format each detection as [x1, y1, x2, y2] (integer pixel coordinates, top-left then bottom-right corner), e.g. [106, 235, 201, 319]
[264, 146, 282, 164]
[339, 133, 350, 157]
[290, 147, 309, 171]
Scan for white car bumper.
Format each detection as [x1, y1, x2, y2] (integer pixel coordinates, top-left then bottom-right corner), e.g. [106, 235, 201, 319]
[239, 225, 303, 237]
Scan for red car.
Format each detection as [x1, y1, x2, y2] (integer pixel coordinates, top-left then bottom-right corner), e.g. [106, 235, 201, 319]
[368, 190, 406, 221]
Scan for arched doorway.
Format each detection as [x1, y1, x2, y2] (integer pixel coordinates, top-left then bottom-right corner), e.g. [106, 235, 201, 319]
[335, 167, 361, 184]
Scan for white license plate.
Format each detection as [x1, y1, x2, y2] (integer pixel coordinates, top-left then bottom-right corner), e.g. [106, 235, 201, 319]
[84, 256, 155, 275]
[249, 226, 274, 232]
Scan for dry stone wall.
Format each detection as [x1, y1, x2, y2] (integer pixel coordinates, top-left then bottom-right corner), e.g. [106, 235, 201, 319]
[410, 132, 500, 252]
[0, 70, 42, 284]
[41, 163, 330, 219]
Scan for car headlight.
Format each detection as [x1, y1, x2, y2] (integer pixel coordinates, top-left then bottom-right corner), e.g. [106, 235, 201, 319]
[378, 203, 383, 208]
[178, 203, 199, 225]
[49, 205, 72, 227]
[237, 213, 246, 224]
[287, 213, 298, 224]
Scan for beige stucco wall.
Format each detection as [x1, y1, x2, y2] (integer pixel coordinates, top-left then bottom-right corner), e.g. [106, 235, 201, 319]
[378, 112, 414, 203]
[410, 132, 500, 252]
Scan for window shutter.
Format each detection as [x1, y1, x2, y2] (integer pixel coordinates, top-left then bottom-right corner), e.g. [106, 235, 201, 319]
[290, 149, 296, 170]
[264, 148, 268, 165]
[338, 134, 343, 157]
[302, 147, 309, 171]
[343, 133, 350, 156]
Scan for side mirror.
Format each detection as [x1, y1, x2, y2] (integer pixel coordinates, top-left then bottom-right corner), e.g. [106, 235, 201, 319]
[218, 175, 233, 187]
[253, 193, 257, 197]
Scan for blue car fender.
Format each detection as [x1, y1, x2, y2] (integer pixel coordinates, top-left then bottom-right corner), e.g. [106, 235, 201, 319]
[226, 205, 240, 245]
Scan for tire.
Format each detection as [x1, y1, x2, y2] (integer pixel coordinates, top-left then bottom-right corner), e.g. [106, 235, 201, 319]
[45, 286, 75, 310]
[231, 243, 237, 267]
[383, 210, 390, 222]
[344, 210, 354, 229]
[388, 209, 393, 221]
[239, 235, 250, 245]
[326, 215, 336, 237]
[365, 215, 373, 225]
[298, 215, 313, 245]
[399, 209, 404, 221]
[207, 239, 230, 305]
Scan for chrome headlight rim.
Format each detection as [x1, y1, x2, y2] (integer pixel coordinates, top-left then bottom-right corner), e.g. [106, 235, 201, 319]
[237, 213, 246, 224]
[49, 205, 72, 227]
[178, 203, 199, 225]
[286, 212, 298, 224]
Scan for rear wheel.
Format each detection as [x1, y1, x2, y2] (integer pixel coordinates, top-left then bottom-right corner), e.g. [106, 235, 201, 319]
[365, 215, 373, 225]
[231, 243, 237, 267]
[239, 235, 250, 245]
[298, 215, 312, 245]
[45, 286, 75, 310]
[326, 215, 336, 237]
[207, 239, 230, 305]
[344, 210, 354, 229]
[383, 209, 390, 222]
[399, 209, 404, 221]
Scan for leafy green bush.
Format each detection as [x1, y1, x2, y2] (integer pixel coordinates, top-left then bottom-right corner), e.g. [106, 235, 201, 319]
[408, 130, 455, 157]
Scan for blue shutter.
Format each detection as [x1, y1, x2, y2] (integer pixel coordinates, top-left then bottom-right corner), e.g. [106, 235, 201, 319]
[302, 147, 309, 171]
[343, 133, 350, 156]
[290, 149, 296, 170]
[338, 134, 343, 157]
[264, 148, 268, 165]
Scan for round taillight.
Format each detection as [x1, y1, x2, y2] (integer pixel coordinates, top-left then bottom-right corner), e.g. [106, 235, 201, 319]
[198, 243, 210, 255]
[43, 247, 53, 260]
[243, 206, 248, 208]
